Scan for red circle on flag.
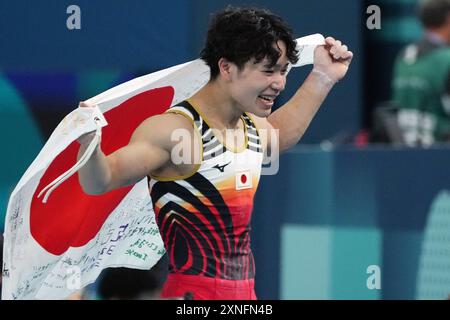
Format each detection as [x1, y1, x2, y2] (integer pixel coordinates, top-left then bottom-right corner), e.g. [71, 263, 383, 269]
[241, 174, 247, 184]
[30, 86, 174, 255]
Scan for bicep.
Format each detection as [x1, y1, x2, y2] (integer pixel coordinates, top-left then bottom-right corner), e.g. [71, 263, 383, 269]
[104, 118, 171, 191]
[106, 141, 169, 191]
[268, 110, 302, 154]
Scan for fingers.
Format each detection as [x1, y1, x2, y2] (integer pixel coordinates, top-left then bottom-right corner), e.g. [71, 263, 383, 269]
[325, 36, 335, 45]
[343, 50, 353, 61]
[325, 36, 352, 62]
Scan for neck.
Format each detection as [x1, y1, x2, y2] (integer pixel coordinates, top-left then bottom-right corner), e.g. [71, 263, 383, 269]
[189, 80, 243, 130]
[427, 27, 450, 45]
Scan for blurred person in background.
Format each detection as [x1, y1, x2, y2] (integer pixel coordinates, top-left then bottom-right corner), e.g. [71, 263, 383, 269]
[98, 268, 162, 300]
[392, 0, 450, 146]
[97, 256, 167, 300]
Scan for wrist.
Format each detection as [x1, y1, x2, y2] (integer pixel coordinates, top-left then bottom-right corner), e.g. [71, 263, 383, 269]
[311, 69, 338, 87]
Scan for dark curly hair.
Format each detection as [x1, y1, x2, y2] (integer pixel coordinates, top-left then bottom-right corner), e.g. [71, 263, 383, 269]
[200, 6, 299, 79]
[418, 0, 450, 28]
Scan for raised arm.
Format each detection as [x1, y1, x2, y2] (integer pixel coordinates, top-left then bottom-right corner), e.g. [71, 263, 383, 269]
[268, 37, 353, 153]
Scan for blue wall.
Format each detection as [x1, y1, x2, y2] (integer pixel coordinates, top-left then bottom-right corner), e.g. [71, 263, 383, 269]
[0, 1, 191, 70]
[0, 0, 363, 142]
[252, 146, 450, 299]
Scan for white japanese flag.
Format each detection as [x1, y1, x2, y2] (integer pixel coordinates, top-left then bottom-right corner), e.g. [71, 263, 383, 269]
[1, 35, 324, 300]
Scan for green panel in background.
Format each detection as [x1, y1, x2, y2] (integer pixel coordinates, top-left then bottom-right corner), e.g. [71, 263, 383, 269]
[416, 191, 450, 300]
[0, 74, 44, 231]
[333, 149, 378, 227]
[0, 74, 43, 180]
[382, 230, 424, 299]
[281, 225, 381, 299]
[282, 149, 335, 225]
[369, 0, 423, 42]
[281, 225, 332, 299]
[76, 71, 122, 101]
[375, 17, 422, 42]
[330, 227, 382, 299]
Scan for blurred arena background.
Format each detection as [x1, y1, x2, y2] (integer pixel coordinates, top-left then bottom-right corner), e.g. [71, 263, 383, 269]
[1, 0, 449, 299]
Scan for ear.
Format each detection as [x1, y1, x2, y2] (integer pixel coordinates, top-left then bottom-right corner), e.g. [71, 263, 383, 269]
[218, 57, 235, 81]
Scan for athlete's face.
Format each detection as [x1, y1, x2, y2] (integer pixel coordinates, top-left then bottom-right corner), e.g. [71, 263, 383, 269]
[228, 40, 289, 117]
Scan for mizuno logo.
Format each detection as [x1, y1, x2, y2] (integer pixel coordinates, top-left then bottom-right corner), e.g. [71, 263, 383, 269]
[212, 161, 231, 172]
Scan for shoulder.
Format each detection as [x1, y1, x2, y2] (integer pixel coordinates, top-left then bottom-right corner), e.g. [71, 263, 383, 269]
[137, 112, 194, 131]
[246, 113, 274, 131]
[245, 113, 277, 152]
[131, 112, 197, 149]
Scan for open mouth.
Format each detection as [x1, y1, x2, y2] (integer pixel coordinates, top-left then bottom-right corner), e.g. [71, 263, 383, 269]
[258, 95, 276, 108]
[258, 95, 275, 102]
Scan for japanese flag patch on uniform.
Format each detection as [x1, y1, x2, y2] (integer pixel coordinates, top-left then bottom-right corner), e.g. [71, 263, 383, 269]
[236, 170, 252, 190]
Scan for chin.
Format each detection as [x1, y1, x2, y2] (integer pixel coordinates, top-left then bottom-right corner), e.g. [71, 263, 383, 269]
[254, 107, 272, 117]
[241, 101, 272, 117]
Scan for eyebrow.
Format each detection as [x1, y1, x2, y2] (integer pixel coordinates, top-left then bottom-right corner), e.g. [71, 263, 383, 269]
[263, 63, 290, 69]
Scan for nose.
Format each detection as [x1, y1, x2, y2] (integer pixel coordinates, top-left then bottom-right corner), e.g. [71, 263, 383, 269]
[271, 73, 286, 91]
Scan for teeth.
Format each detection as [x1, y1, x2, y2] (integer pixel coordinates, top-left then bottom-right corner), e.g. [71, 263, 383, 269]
[259, 96, 273, 101]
